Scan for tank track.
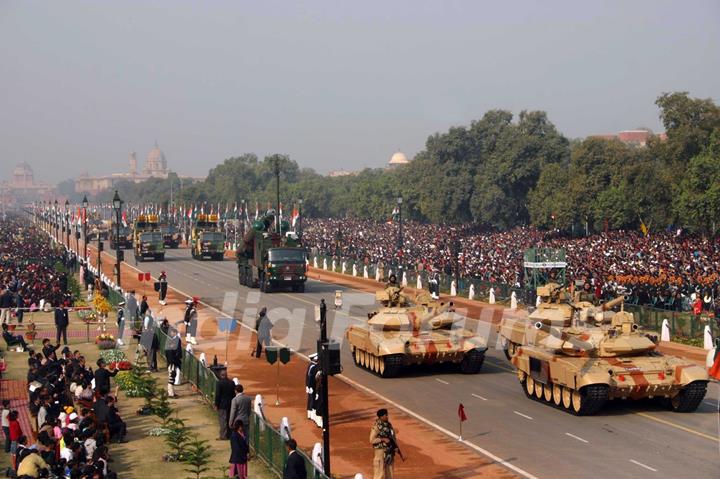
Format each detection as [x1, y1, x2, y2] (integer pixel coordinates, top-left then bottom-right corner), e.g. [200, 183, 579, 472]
[670, 381, 707, 412]
[352, 349, 404, 378]
[519, 373, 608, 415]
[382, 354, 404, 378]
[459, 348, 485, 374]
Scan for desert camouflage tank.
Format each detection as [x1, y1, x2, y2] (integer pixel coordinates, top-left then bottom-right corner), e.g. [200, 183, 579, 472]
[499, 284, 709, 415]
[346, 285, 487, 377]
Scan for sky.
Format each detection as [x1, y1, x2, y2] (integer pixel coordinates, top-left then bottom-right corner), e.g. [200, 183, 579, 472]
[1, 0, 718, 183]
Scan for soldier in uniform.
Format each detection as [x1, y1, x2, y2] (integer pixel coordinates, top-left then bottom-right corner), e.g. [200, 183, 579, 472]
[429, 268, 441, 300]
[313, 368, 324, 428]
[305, 353, 318, 421]
[369, 408, 398, 479]
[165, 328, 182, 397]
[158, 271, 168, 305]
[183, 298, 198, 338]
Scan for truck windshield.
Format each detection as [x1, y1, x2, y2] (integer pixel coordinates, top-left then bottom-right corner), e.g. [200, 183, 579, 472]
[141, 232, 163, 242]
[269, 249, 306, 263]
[202, 232, 223, 242]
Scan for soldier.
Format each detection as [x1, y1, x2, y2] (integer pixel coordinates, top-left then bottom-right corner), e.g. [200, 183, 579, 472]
[386, 274, 398, 289]
[158, 271, 168, 305]
[183, 298, 198, 338]
[165, 328, 182, 397]
[305, 353, 319, 421]
[369, 408, 398, 479]
[429, 268, 440, 300]
[313, 368, 324, 428]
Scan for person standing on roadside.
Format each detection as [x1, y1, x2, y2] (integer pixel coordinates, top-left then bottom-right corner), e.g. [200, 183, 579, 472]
[228, 383, 252, 434]
[283, 438, 307, 479]
[54, 302, 69, 345]
[228, 420, 249, 479]
[214, 369, 236, 440]
[2, 400, 11, 453]
[370, 408, 398, 479]
[165, 328, 182, 397]
[158, 271, 168, 305]
[254, 307, 272, 358]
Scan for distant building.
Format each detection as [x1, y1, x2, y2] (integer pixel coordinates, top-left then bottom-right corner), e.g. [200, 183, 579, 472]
[0, 162, 56, 207]
[75, 142, 172, 194]
[387, 150, 410, 168]
[590, 130, 666, 147]
[327, 169, 356, 177]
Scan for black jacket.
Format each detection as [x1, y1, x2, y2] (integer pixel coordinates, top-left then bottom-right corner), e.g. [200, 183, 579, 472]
[229, 430, 249, 464]
[283, 450, 307, 479]
[54, 308, 69, 327]
[94, 367, 118, 394]
[215, 378, 236, 411]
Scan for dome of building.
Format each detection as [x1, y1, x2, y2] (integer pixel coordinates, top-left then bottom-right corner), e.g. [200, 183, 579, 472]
[142, 141, 168, 177]
[388, 151, 409, 166]
[12, 162, 34, 187]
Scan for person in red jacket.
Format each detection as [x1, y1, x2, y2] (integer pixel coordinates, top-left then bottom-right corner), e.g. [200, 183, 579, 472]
[8, 410, 22, 468]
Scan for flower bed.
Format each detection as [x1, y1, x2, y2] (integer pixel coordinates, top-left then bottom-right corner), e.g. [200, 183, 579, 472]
[108, 361, 133, 371]
[97, 340, 116, 350]
[99, 349, 126, 363]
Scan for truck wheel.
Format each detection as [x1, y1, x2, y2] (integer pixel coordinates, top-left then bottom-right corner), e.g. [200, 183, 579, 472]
[297, 283, 305, 293]
[670, 381, 708, 412]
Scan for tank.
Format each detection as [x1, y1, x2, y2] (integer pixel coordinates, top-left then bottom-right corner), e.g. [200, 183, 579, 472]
[345, 286, 488, 377]
[498, 285, 709, 415]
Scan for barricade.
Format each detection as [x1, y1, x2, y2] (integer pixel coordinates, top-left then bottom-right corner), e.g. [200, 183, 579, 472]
[154, 328, 328, 478]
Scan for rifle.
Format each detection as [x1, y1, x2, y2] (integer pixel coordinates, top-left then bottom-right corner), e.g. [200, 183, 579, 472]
[387, 432, 405, 462]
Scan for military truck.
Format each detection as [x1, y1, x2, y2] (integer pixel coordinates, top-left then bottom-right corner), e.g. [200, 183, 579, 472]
[161, 223, 181, 249]
[237, 211, 306, 292]
[133, 214, 165, 262]
[109, 223, 133, 249]
[191, 214, 225, 260]
[346, 286, 487, 377]
[499, 284, 709, 415]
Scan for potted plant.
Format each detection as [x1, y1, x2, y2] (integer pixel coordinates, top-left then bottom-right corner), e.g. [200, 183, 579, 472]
[24, 322, 37, 341]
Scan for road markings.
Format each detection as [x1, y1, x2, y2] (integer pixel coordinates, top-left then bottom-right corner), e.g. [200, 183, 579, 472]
[513, 411, 533, 420]
[629, 459, 657, 472]
[634, 412, 716, 442]
[471, 393, 487, 401]
[121, 260, 539, 479]
[565, 432, 588, 443]
[435, 378, 449, 385]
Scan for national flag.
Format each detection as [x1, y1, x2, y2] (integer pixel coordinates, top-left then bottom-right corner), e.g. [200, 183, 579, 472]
[187, 205, 193, 219]
[233, 202, 238, 219]
[639, 220, 648, 236]
[121, 211, 128, 228]
[291, 205, 299, 228]
[255, 202, 259, 220]
[458, 403, 467, 422]
[388, 206, 399, 224]
[709, 352, 720, 380]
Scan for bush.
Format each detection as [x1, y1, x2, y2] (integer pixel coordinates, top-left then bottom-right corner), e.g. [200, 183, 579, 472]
[100, 349, 126, 363]
[164, 417, 190, 461]
[183, 437, 212, 478]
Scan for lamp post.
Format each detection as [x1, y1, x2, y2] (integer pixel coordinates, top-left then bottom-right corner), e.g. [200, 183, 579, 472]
[318, 299, 331, 475]
[54, 199, 59, 244]
[396, 196, 403, 250]
[297, 198, 303, 243]
[112, 190, 123, 288]
[82, 195, 88, 261]
[64, 199, 70, 250]
[272, 156, 281, 232]
[452, 236, 461, 293]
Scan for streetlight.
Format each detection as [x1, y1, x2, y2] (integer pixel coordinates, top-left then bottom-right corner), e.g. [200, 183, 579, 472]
[396, 196, 403, 250]
[273, 157, 281, 232]
[297, 198, 303, 242]
[112, 190, 123, 288]
[82, 195, 89, 261]
[54, 199, 59, 243]
[64, 199, 70, 250]
[316, 299, 341, 475]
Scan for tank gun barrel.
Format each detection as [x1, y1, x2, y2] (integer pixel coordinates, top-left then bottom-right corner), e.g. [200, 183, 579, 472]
[601, 295, 625, 311]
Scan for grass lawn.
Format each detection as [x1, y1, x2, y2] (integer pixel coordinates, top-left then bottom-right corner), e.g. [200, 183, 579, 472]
[0, 339, 276, 479]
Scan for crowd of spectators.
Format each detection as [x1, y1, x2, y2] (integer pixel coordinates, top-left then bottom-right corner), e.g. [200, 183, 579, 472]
[1, 216, 126, 478]
[301, 219, 720, 313]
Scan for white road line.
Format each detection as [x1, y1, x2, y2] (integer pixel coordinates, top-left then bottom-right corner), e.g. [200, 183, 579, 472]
[565, 432, 588, 443]
[124, 261, 540, 479]
[435, 378, 449, 385]
[629, 459, 657, 472]
[513, 411, 533, 420]
[471, 393, 487, 401]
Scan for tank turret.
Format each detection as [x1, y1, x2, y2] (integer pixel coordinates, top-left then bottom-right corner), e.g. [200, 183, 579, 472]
[346, 285, 487, 377]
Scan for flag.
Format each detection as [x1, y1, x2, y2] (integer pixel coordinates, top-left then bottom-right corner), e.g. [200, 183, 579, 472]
[121, 211, 128, 228]
[388, 206, 399, 224]
[291, 205, 299, 228]
[255, 202, 259, 220]
[710, 352, 720, 380]
[233, 202, 238, 219]
[458, 403, 467, 422]
[640, 220, 648, 236]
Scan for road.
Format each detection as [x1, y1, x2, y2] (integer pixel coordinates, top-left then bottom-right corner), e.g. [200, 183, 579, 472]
[112, 247, 720, 478]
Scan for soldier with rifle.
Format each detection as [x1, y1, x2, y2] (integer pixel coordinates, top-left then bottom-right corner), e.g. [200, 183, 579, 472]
[369, 408, 403, 479]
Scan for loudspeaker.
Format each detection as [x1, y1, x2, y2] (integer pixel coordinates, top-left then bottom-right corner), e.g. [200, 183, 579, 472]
[117, 250, 124, 262]
[98, 241, 104, 252]
[318, 339, 342, 376]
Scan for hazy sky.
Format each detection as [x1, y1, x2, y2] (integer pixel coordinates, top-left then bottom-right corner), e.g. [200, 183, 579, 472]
[1, 0, 718, 183]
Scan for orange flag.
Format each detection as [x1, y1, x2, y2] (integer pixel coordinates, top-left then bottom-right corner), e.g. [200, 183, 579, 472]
[709, 353, 720, 380]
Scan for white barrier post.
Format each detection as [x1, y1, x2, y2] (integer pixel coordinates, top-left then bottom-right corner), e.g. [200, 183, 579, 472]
[468, 284, 475, 301]
[511, 291, 518, 310]
[661, 318, 671, 342]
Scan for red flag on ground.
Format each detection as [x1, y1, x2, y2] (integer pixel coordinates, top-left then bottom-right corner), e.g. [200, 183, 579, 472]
[458, 403, 467, 422]
[709, 353, 720, 380]
[137, 273, 144, 282]
[144, 272, 151, 281]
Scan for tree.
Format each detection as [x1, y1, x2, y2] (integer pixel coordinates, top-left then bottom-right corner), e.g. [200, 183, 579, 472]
[183, 437, 212, 479]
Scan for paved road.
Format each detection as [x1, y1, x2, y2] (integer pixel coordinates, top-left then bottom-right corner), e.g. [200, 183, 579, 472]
[114, 247, 720, 478]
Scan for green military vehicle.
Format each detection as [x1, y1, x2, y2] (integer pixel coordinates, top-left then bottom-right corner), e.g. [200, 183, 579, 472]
[133, 214, 165, 262]
[161, 223, 181, 249]
[109, 223, 133, 249]
[191, 214, 225, 260]
[237, 211, 306, 293]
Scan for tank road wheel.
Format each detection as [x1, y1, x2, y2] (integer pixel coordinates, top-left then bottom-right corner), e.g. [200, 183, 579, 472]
[552, 384, 563, 406]
[460, 348, 485, 374]
[561, 386, 573, 410]
[503, 341, 518, 361]
[543, 383, 553, 403]
[369, 354, 376, 373]
[381, 354, 403, 378]
[570, 385, 610, 416]
[378, 356, 385, 375]
[670, 381, 708, 413]
[534, 381, 545, 399]
[517, 369, 527, 384]
[525, 376, 535, 397]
